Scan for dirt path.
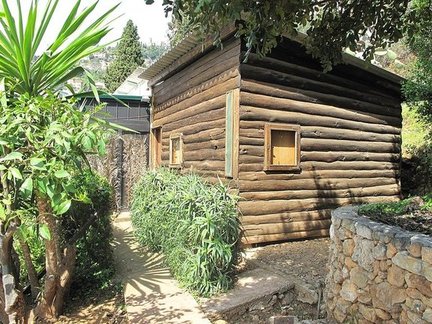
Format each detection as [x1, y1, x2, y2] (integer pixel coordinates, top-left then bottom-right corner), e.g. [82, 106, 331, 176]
[244, 238, 330, 286]
[57, 220, 330, 323]
[111, 212, 210, 324]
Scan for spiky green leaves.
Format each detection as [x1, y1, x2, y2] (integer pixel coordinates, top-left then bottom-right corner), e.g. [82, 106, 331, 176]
[0, 0, 118, 96]
[131, 169, 240, 297]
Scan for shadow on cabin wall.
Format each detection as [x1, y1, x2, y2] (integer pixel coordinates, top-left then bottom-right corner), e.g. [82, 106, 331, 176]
[275, 136, 403, 241]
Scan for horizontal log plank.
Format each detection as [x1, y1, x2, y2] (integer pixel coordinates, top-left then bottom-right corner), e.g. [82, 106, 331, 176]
[240, 184, 400, 201]
[183, 161, 225, 171]
[239, 123, 400, 143]
[161, 107, 225, 133]
[241, 79, 401, 118]
[244, 54, 400, 104]
[240, 64, 399, 110]
[185, 139, 225, 151]
[243, 219, 332, 236]
[183, 149, 225, 161]
[240, 106, 400, 135]
[241, 92, 401, 127]
[241, 209, 332, 225]
[238, 156, 264, 164]
[172, 119, 226, 137]
[238, 195, 400, 215]
[239, 170, 399, 181]
[239, 161, 399, 172]
[239, 177, 398, 192]
[243, 229, 330, 244]
[238, 138, 400, 154]
[155, 94, 226, 127]
[301, 138, 400, 153]
[301, 151, 400, 163]
[154, 69, 239, 115]
[183, 128, 225, 143]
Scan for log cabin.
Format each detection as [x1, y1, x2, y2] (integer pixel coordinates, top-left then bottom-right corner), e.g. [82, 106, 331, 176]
[139, 29, 403, 245]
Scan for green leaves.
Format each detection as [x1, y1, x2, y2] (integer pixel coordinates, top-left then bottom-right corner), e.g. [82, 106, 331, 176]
[131, 169, 240, 297]
[9, 167, 22, 179]
[53, 199, 71, 215]
[54, 169, 70, 179]
[0, 151, 23, 162]
[0, 0, 117, 96]
[0, 92, 110, 220]
[20, 178, 33, 199]
[39, 223, 51, 240]
[104, 20, 144, 92]
[156, 0, 411, 68]
[0, 203, 6, 220]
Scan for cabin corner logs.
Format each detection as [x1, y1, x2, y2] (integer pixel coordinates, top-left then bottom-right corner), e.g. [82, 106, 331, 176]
[149, 35, 402, 245]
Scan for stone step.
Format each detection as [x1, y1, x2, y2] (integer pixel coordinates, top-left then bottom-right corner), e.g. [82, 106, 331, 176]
[201, 268, 296, 321]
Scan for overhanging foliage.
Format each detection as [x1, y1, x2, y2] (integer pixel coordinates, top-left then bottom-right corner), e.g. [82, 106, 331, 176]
[148, 0, 418, 70]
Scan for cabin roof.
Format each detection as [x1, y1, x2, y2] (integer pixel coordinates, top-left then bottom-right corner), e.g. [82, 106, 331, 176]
[140, 30, 404, 86]
[139, 32, 215, 84]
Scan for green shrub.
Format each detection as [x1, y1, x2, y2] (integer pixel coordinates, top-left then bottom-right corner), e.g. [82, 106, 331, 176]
[401, 106, 432, 196]
[15, 171, 114, 296]
[61, 171, 114, 293]
[358, 199, 413, 217]
[359, 195, 432, 217]
[358, 195, 432, 235]
[131, 169, 240, 297]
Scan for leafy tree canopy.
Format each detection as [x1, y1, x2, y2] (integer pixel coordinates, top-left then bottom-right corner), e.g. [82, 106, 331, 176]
[403, 0, 432, 121]
[142, 41, 169, 65]
[0, 0, 117, 320]
[146, 0, 422, 70]
[104, 20, 145, 92]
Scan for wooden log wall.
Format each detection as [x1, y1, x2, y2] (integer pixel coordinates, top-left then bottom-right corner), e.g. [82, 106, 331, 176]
[238, 40, 402, 244]
[152, 37, 241, 180]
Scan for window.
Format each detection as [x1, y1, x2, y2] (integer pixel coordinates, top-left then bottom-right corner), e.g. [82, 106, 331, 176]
[264, 123, 301, 171]
[169, 133, 183, 167]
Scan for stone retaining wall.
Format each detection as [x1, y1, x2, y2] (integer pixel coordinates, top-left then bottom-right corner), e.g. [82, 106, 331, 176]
[326, 206, 432, 323]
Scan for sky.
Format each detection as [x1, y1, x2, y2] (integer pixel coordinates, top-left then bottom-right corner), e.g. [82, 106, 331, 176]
[6, 0, 171, 47]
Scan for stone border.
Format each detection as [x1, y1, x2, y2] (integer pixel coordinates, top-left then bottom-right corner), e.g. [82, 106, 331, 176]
[326, 206, 432, 323]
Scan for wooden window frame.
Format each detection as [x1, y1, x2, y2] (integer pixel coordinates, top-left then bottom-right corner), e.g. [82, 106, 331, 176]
[264, 123, 301, 171]
[150, 126, 162, 169]
[225, 89, 240, 179]
[169, 133, 183, 168]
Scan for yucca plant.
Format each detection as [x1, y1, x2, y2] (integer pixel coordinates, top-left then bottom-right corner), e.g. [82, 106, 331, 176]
[0, 0, 118, 97]
[0, 1, 118, 323]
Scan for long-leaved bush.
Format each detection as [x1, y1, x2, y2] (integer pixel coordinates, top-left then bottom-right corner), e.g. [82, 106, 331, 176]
[131, 169, 240, 297]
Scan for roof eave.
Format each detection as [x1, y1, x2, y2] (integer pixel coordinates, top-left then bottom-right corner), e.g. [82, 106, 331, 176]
[285, 31, 405, 85]
[140, 27, 404, 86]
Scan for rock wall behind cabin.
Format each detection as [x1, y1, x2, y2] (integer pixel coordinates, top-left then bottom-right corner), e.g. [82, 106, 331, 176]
[238, 39, 402, 244]
[152, 37, 241, 180]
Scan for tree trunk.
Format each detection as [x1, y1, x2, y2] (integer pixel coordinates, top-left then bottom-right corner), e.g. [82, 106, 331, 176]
[17, 237, 40, 301]
[35, 196, 77, 320]
[0, 222, 25, 324]
[0, 276, 11, 323]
